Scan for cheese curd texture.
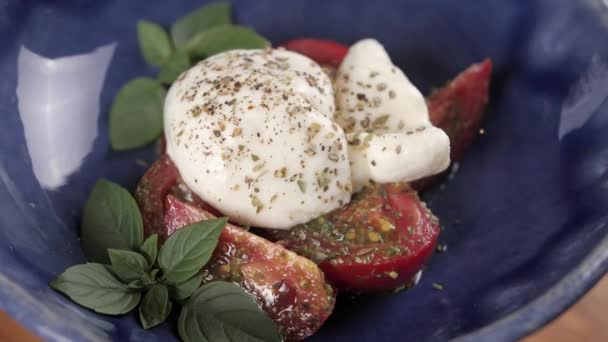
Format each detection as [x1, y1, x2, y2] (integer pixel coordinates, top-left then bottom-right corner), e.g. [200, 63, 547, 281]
[165, 49, 352, 229]
[335, 39, 450, 191]
[165, 39, 450, 229]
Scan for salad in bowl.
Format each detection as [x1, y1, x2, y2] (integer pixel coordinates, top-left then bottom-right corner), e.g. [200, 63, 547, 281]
[49, 2, 492, 341]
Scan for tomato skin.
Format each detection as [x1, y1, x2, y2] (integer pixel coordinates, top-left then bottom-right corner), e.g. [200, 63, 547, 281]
[428, 59, 493, 162]
[165, 195, 336, 341]
[134, 154, 179, 239]
[266, 183, 439, 292]
[412, 59, 492, 191]
[135, 155, 223, 241]
[281, 38, 348, 68]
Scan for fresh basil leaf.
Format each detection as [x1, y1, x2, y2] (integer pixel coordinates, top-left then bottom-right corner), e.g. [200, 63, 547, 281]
[171, 2, 232, 48]
[81, 179, 144, 263]
[108, 249, 149, 283]
[128, 279, 145, 289]
[140, 234, 159, 267]
[184, 25, 270, 60]
[172, 274, 203, 301]
[139, 284, 172, 329]
[140, 272, 158, 288]
[158, 218, 226, 284]
[50, 263, 141, 315]
[137, 20, 174, 67]
[158, 51, 191, 84]
[150, 268, 160, 280]
[178, 282, 280, 342]
[109, 77, 166, 151]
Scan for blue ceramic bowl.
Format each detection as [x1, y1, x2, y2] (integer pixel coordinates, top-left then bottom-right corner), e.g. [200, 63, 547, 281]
[1, 0, 608, 341]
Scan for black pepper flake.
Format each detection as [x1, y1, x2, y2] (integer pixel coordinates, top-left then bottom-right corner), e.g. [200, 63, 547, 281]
[213, 130, 221, 137]
[356, 93, 368, 102]
[371, 160, 377, 166]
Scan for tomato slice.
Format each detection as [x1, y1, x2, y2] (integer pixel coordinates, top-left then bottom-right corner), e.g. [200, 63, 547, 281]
[412, 59, 492, 190]
[134, 155, 223, 241]
[281, 38, 348, 69]
[165, 195, 335, 341]
[134, 154, 179, 239]
[428, 59, 493, 162]
[265, 183, 439, 292]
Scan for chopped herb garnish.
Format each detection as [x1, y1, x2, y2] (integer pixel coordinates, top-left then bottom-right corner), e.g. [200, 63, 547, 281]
[432, 283, 444, 291]
[297, 180, 307, 193]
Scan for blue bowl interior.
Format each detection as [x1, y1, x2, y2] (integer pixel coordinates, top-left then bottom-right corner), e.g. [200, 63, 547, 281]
[1, 0, 608, 341]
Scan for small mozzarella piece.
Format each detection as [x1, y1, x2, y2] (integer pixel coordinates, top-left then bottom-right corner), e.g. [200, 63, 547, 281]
[334, 39, 429, 134]
[336, 39, 450, 189]
[165, 49, 351, 229]
[348, 130, 450, 191]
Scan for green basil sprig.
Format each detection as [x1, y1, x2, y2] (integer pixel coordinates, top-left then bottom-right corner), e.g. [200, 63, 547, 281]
[53, 191, 231, 331]
[52, 180, 281, 338]
[109, 1, 271, 151]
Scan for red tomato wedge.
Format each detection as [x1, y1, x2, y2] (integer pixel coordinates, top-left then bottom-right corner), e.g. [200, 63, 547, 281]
[265, 183, 439, 292]
[134, 155, 221, 241]
[281, 38, 348, 69]
[165, 195, 336, 341]
[427, 59, 493, 162]
[134, 154, 179, 239]
[412, 59, 493, 190]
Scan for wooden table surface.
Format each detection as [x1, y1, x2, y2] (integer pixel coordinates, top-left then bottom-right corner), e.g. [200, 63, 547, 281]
[1, 275, 606, 341]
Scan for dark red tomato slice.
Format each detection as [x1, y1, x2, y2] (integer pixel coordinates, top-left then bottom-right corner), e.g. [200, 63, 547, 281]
[412, 59, 492, 191]
[428, 59, 493, 162]
[134, 154, 179, 239]
[134, 155, 222, 241]
[265, 183, 439, 292]
[281, 38, 348, 69]
[165, 195, 335, 341]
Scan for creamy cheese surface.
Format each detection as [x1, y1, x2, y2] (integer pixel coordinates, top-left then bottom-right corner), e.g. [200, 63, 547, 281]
[335, 39, 450, 190]
[165, 39, 451, 229]
[164, 49, 352, 229]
